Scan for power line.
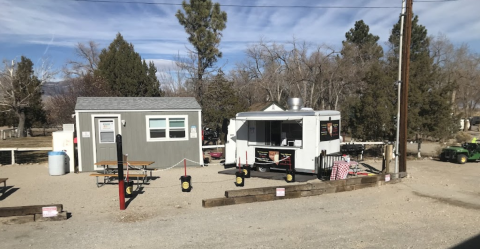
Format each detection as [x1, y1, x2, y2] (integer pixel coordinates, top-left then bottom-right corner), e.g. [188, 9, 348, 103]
[71, 0, 459, 8]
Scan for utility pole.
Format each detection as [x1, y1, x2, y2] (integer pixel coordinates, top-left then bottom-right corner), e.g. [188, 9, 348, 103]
[394, 0, 406, 174]
[399, 0, 413, 173]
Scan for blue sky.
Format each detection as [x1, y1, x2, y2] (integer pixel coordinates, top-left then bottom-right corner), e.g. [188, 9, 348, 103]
[1, 0, 479, 81]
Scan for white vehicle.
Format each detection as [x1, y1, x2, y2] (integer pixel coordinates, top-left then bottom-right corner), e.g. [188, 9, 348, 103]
[460, 118, 471, 131]
[225, 98, 341, 174]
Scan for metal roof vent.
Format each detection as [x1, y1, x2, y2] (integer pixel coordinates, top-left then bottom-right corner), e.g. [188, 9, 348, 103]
[287, 98, 303, 111]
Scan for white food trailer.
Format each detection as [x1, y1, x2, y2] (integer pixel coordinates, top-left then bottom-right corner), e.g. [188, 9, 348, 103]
[225, 99, 341, 174]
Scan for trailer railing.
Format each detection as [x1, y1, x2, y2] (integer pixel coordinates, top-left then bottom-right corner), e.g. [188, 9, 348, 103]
[316, 152, 343, 180]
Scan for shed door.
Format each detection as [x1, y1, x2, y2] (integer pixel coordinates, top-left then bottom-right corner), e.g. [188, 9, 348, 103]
[95, 118, 118, 163]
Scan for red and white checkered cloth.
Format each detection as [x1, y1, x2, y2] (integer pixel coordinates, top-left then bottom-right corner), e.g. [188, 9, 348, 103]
[330, 161, 350, 180]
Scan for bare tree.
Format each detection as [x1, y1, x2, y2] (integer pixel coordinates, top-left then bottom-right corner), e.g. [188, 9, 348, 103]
[63, 41, 100, 78]
[238, 39, 344, 110]
[430, 35, 480, 118]
[0, 57, 55, 136]
[241, 40, 291, 104]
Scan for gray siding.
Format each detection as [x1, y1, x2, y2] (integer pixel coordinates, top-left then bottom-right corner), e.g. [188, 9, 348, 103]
[78, 111, 201, 172]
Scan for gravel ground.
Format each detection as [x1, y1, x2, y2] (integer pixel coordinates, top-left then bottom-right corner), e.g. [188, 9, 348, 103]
[1, 158, 480, 249]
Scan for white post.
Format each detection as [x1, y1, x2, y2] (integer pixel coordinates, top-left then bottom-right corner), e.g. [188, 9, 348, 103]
[11, 149, 15, 165]
[395, 0, 407, 174]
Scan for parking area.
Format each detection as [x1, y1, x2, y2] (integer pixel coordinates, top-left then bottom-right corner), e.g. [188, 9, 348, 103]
[1, 158, 479, 248]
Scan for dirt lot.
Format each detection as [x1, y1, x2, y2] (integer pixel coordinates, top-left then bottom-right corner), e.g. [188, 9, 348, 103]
[1, 157, 479, 249]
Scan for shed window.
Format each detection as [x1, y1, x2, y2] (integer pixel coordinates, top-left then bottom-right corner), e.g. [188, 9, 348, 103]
[99, 120, 115, 143]
[149, 118, 166, 138]
[146, 115, 188, 141]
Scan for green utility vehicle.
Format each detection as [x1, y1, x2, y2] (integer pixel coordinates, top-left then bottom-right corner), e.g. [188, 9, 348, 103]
[439, 143, 480, 164]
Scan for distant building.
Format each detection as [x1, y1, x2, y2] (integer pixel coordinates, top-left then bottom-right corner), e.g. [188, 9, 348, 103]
[248, 102, 285, 112]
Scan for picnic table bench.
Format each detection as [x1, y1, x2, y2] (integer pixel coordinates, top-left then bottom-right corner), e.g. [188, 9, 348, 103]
[92, 160, 155, 187]
[89, 173, 147, 188]
[0, 178, 8, 196]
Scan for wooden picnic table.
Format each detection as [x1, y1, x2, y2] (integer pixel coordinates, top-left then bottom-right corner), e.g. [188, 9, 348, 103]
[91, 161, 155, 187]
[94, 160, 154, 172]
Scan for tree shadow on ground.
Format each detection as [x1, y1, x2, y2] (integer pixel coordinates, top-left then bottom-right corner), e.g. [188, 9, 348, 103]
[0, 186, 20, 201]
[451, 233, 480, 249]
[359, 162, 382, 174]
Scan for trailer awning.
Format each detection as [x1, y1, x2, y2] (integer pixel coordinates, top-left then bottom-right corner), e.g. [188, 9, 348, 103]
[235, 116, 303, 121]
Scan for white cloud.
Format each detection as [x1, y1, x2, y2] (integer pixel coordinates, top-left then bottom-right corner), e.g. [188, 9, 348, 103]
[0, 0, 479, 69]
[144, 59, 180, 71]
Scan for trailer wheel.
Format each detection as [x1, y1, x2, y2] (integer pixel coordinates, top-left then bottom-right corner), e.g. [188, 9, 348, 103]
[256, 164, 270, 173]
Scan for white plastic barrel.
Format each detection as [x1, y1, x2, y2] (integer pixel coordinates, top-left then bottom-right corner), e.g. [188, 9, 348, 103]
[48, 151, 66, 176]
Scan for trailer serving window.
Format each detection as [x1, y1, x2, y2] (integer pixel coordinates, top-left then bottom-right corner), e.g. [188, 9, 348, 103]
[247, 119, 303, 147]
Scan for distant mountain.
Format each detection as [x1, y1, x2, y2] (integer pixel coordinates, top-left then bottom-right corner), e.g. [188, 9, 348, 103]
[41, 81, 72, 99]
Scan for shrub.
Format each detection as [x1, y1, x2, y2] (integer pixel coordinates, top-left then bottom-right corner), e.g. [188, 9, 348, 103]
[455, 132, 472, 144]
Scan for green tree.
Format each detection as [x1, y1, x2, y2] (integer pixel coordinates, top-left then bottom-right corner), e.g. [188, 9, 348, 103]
[176, 0, 227, 105]
[350, 62, 396, 141]
[388, 15, 455, 139]
[343, 20, 383, 61]
[202, 71, 247, 142]
[95, 33, 162, 97]
[0, 56, 46, 137]
[340, 20, 393, 141]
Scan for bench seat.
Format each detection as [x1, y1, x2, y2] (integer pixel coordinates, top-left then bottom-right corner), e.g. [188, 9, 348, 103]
[89, 173, 146, 178]
[89, 174, 146, 188]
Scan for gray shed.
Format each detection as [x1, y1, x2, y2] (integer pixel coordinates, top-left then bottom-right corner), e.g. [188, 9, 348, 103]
[74, 97, 203, 172]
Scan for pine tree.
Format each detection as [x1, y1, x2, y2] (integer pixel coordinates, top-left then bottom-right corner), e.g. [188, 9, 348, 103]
[202, 71, 247, 141]
[343, 20, 383, 61]
[341, 20, 394, 141]
[176, 0, 227, 105]
[95, 33, 162, 97]
[389, 15, 455, 139]
[351, 62, 396, 141]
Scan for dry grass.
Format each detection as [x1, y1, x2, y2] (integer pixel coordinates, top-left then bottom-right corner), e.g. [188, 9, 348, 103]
[0, 136, 52, 165]
[0, 136, 52, 148]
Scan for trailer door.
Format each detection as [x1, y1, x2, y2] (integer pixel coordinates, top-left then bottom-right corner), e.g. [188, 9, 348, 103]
[224, 118, 237, 165]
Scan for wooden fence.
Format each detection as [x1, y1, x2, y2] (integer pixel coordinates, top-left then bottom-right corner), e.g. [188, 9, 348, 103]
[0, 147, 52, 165]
